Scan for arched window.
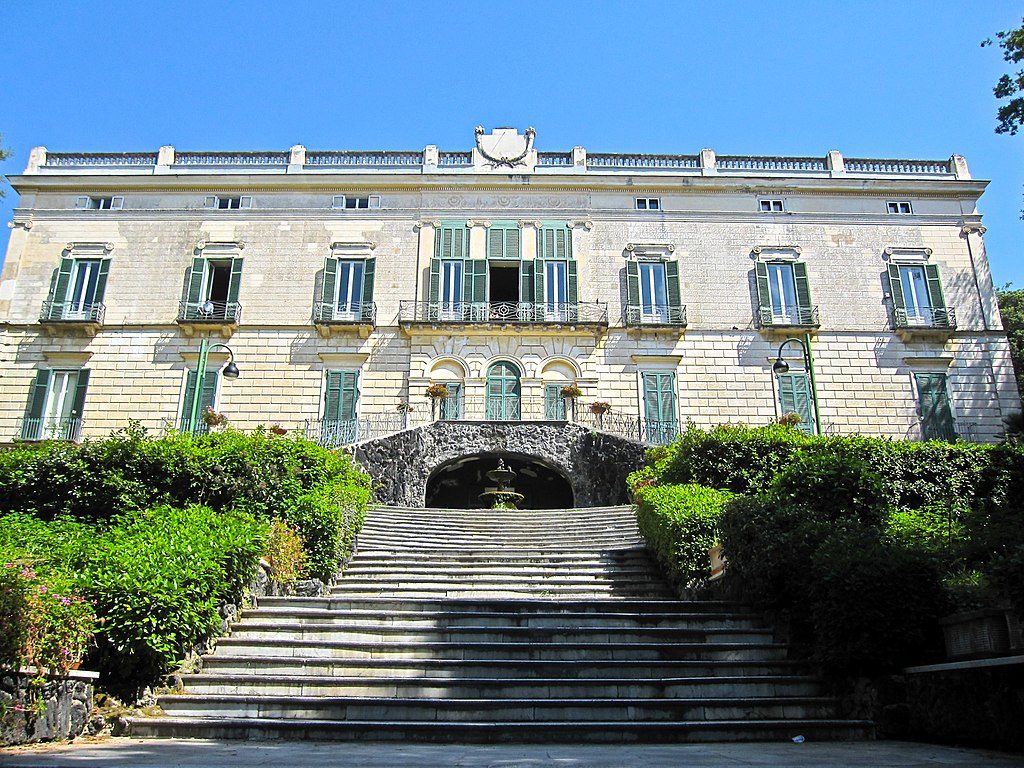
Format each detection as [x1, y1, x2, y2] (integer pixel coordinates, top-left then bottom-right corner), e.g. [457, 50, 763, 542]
[485, 361, 521, 420]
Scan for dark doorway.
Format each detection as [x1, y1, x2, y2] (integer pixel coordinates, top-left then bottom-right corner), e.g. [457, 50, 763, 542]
[426, 453, 575, 509]
[489, 264, 520, 303]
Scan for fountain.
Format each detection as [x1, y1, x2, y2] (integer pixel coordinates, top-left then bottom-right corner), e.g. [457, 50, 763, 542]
[479, 458, 525, 509]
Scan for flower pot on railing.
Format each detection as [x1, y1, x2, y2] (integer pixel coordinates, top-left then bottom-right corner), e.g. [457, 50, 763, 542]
[589, 401, 612, 429]
[561, 384, 582, 421]
[425, 384, 449, 421]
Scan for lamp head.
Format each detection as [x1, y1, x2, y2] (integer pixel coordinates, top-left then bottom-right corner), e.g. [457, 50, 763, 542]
[222, 362, 240, 380]
[772, 358, 790, 375]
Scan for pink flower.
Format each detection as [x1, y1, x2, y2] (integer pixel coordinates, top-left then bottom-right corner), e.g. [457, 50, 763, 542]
[61, 596, 72, 606]
[38, 585, 47, 594]
[3, 563, 14, 569]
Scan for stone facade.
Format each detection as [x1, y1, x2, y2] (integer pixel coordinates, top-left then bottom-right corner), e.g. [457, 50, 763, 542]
[0, 669, 94, 745]
[0, 128, 1019, 459]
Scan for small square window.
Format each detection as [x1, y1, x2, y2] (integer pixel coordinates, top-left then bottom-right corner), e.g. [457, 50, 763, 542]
[759, 199, 784, 213]
[635, 197, 660, 211]
[887, 201, 913, 214]
[77, 196, 123, 210]
[333, 195, 381, 210]
[206, 196, 251, 210]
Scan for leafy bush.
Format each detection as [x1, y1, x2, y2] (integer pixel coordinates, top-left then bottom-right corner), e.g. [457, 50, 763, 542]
[769, 448, 889, 527]
[808, 530, 947, 675]
[987, 544, 1024, 614]
[286, 480, 369, 579]
[265, 519, 306, 583]
[0, 562, 30, 670]
[887, 504, 968, 560]
[633, 483, 734, 591]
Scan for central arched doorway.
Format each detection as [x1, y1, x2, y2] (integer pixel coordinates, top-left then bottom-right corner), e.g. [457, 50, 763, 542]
[425, 452, 575, 509]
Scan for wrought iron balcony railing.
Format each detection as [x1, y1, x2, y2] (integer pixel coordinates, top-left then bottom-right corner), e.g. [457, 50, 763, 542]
[894, 307, 957, 331]
[313, 301, 376, 324]
[19, 417, 84, 442]
[40, 301, 105, 324]
[399, 301, 608, 326]
[623, 304, 687, 327]
[758, 305, 820, 328]
[305, 415, 408, 447]
[177, 300, 242, 324]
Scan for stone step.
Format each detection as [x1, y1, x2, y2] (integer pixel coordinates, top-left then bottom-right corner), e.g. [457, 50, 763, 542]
[356, 536, 645, 547]
[200, 655, 810, 679]
[331, 575, 669, 589]
[131, 717, 874, 743]
[347, 552, 655, 566]
[325, 590, 677, 601]
[179, 674, 824, 699]
[211, 638, 789, 662]
[253, 596, 745, 613]
[341, 565, 661, 579]
[157, 694, 842, 723]
[360, 521, 641, 534]
[226, 623, 776, 645]
[370, 506, 636, 516]
[240, 608, 764, 629]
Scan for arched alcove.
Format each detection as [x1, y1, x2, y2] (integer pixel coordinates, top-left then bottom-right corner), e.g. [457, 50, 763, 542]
[425, 451, 575, 509]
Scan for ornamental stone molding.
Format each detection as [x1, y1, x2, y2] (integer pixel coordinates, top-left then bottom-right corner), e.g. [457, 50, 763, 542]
[473, 126, 536, 169]
[196, 240, 245, 253]
[64, 242, 114, 255]
[752, 245, 802, 256]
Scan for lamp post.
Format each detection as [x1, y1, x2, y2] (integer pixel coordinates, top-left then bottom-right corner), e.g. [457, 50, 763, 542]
[771, 333, 822, 435]
[187, 338, 240, 434]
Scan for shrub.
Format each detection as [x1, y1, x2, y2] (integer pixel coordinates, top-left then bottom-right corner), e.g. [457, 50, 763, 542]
[652, 423, 810, 494]
[286, 480, 369, 580]
[0, 562, 31, 670]
[987, 544, 1024, 614]
[265, 519, 306, 583]
[633, 484, 734, 591]
[887, 504, 968, 561]
[808, 529, 948, 675]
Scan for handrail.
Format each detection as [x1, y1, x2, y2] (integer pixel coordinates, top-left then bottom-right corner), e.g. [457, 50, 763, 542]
[623, 304, 687, 327]
[399, 301, 608, 325]
[40, 301, 106, 324]
[313, 301, 377, 324]
[177, 300, 242, 323]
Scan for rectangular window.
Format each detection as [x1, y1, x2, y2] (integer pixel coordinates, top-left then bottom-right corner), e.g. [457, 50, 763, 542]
[334, 260, 365, 319]
[545, 384, 567, 420]
[206, 196, 252, 210]
[179, 368, 219, 434]
[333, 195, 381, 209]
[635, 197, 660, 211]
[777, 372, 815, 435]
[439, 382, 463, 420]
[642, 371, 677, 445]
[323, 370, 360, 445]
[898, 264, 932, 323]
[915, 372, 956, 441]
[440, 260, 463, 318]
[66, 260, 102, 318]
[639, 261, 669, 322]
[22, 369, 89, 441]
[545, 261, 568, 320]
[79, 196, 123, 210]
[759, 199, 784, 212]
[766, 262, 799, 323]
[887, 201, 913, 214]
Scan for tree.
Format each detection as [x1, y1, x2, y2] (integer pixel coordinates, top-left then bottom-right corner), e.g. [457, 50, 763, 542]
[0, 134, 10, 199]
[997, 286, 1024, 401]
[983, 20, 1024, 135]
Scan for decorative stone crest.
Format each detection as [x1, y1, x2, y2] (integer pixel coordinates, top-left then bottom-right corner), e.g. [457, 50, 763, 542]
[474, 126, 536, 170]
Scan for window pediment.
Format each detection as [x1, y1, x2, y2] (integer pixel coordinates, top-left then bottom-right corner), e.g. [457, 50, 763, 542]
[625, 243, 675, 261]
[752, 246, 801, 261]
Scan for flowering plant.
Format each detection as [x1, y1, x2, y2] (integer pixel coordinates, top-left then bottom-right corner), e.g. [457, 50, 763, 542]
[560, 384, 583, 399]
[269, 424, 288, 436]
[201, 406, 228, 427]
[589, 401, 612, 415]
[396, 401, 414, 413]
[425, 383, 450, 400]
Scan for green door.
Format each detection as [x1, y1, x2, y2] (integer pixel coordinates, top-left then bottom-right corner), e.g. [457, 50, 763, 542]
[916, 373, 956, 441]
[642, 372, 677, 445]
[777, 372, 815, 435]
[545, 384, 567, 420]
[440, 382, 463, 420]
[486, 362, 521, 420]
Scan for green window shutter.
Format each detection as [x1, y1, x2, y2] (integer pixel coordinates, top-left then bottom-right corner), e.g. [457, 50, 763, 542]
[754, 261, 771, 316]
[324, 370, 343, 422]
[520, 260, 534, 304]
[916, 373, 955, 441]
[186, 257, 206, 305]
[441, 382, 462, 420]
[321, 258, 338, 320]
[793, 261, 812, 311]
[93, 259, 111, 305]
[506, 227, 521, 259]
[888, 264, 905, 310]
[465, 259, 487, 303]
[537, 224, 570, 260]
[362, 257, 376, 315]
[538, 227, 553, 260]
[181, 369, 198, 425]
[22, 369, 52, 439]
[200, 369, 217, 410]
[51, 258, 75, 308]
[567, 260, 579, 305]
[534, 260, 545, 305]
[488, 228, 503, 260]
[626, 260, 640, 307]
[778, 373, 814, 435]
[545, 385, 566, 420]
[488, 224, 522, 261]
[71, 370, 90, 421]
[666, 261, 681, 310]
[436, 222, 468, 260]
[428, 257, 441, 304]
[181, 369, 217, 430]
[643, 372, 677, 443]
[226, 258, 244, 305]
[339, 371, 359, 421]
[924, 263, 946, 309]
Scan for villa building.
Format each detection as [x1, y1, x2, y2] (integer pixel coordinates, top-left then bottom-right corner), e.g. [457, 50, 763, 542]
[0, 126, 1019, 469]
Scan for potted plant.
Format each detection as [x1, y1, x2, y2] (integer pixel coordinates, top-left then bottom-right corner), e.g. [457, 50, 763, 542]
[425, 384, 449, 421]
[589, 400, 611, 428]
[201, 406, 228, 429]
[269, 424, 288, 436]
[560, 384, 583, 399]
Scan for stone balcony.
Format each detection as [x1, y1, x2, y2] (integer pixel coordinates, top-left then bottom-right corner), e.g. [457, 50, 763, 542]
[177, 300, 242, 337]
[758, 305, 821, 334]
[39, 301, 105, 336]
[398, 301, 608, 335]
[894, 307, 957, 340]
[313, 301, 376, 338]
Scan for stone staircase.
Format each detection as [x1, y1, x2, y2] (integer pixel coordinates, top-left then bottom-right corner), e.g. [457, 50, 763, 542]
[133, 505, 873, 742]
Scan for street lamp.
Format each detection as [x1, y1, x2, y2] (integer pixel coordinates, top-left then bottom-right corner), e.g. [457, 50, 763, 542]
[187, 338, 240, 433]
[772, 334, 822, 434]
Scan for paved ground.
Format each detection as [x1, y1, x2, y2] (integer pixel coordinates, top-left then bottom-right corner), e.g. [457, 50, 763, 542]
[0, 738, 1021, 767]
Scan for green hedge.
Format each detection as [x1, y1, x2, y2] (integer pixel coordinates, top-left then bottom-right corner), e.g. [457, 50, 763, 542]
[630, 481, 733, 592]
[0, 506, 267, 692]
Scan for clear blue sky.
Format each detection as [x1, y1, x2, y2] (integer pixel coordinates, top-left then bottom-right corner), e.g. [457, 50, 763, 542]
[1, 0, 1022, 286]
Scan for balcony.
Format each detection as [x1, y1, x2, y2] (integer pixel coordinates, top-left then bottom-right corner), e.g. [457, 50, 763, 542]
[399, 301, 608, 334]
[623, 304, 687, 330]
[18, 417, 84, 442]
[313, 301, 376, 338]
[894, 307, 957, 339]
[39, 301, 105, 335]
[177, 300, 242, 337]
[758, 305, 820, 333]
[305, 414, 408, 447]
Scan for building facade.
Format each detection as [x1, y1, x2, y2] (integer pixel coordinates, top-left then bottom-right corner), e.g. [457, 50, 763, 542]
[0, 127, 1019, 460]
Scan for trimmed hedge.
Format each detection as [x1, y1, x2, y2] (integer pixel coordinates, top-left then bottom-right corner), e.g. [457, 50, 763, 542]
[630, 481, 734, 592]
